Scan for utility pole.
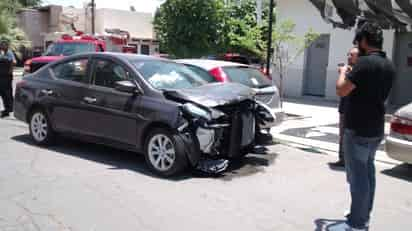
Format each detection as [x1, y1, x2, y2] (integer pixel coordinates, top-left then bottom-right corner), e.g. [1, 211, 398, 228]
[266, 0, 275, 77]
[91, 0, 95, 34]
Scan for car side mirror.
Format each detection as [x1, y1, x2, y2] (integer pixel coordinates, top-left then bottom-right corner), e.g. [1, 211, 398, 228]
[114, 80, 141, 94]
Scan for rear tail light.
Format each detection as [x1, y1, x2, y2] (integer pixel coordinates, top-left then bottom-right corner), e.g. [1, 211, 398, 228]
[24, 59, 32, 73]
[261, 67, 272, 80]
[209, 67, 228, 82]
[391, 116, 412, 135]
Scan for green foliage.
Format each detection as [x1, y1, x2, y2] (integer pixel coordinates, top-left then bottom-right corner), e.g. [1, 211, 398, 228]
[154, 0, 270, 58]
[0, 15, 9, 35]
[154, 0, 319, 64]
[153, 0, 226, 58]
[0, 0, 36, 57]
[18, 0, 42, 7]
[222, 0, 266, 58]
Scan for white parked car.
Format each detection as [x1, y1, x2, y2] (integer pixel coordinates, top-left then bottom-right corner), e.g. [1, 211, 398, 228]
[386, 103, 412, 164]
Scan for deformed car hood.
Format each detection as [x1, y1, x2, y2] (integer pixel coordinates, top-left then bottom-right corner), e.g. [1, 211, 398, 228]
[164, 82, 256, 107]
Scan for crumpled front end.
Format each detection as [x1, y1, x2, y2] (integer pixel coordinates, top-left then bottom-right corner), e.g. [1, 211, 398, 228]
[176, 99, 275, 173]
[163, 83, 276, 173]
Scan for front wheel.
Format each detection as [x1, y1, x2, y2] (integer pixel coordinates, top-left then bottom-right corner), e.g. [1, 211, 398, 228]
[144, 128, 188, 177]
[29, 109, 55, 145]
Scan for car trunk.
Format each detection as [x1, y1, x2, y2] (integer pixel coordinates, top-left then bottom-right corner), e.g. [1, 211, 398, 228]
[391, 103, 412, 142]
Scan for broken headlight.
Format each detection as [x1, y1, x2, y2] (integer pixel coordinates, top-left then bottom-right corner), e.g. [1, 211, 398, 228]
[182, 103, 212, 121]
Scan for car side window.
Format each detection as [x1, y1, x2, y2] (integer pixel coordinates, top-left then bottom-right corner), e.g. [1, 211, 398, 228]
[51, 58, 89, 83]
[92, 59, 130, 88]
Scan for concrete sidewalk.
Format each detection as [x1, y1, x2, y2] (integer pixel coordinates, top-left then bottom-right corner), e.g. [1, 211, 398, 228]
[271, 97, 400, 166]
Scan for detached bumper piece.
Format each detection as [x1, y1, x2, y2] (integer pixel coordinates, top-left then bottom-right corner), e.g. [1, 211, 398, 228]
[196, 158, 229, 174]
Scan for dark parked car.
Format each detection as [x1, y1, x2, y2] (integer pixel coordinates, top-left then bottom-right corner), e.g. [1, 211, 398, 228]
[14, 53, 277, 177]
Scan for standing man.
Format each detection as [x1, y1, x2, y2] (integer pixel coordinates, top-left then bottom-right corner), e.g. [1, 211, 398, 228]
[0, 40, 16, 118]
[330, 47, 359, 168]
[331, 22, 395, 231]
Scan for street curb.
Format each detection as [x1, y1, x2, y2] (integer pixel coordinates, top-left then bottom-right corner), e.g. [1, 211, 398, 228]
[272, 133, 402, 166]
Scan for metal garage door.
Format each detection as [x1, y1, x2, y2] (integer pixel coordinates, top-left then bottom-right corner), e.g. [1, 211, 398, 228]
[303, 34, 330, 97]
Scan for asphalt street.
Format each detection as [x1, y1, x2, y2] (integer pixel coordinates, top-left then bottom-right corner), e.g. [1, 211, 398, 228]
[1, 70, 412, 230]
[0, 114, 412, 231]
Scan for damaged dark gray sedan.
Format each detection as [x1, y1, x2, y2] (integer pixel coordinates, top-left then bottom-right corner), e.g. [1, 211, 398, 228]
[14, 53, 278, 177]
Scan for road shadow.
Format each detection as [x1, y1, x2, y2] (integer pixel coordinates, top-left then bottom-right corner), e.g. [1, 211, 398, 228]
[220, 151, 279, 181]
[381, 164, 412, 182]
[12, 134, 278, 181]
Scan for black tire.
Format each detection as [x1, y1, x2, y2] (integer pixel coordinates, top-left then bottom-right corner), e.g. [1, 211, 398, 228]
[28, 109, 55, 145]
[144, 128, 188, 177]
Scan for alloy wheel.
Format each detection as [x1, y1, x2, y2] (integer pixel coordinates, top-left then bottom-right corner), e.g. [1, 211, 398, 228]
[148, 134, 176, 172]
[30, 112, 48, 142]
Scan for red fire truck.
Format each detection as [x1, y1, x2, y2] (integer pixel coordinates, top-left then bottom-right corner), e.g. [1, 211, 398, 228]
[24, 33, 128, 74]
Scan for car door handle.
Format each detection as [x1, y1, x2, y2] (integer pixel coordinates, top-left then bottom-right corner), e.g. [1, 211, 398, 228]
[41, 89, 54, 96]
[83, 96, 97, 104]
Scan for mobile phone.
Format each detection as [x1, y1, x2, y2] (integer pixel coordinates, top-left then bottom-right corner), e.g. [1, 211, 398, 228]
[338, 63, 345, 67]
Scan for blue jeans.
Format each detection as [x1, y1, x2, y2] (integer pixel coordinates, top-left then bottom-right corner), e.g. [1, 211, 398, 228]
[343, 129, 383, 229]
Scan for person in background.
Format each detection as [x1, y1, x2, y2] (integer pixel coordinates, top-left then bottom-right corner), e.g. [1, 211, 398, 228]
[331, 22, 395, 231]
[0, 40, 16, 118]
[330, 47, 359, 168]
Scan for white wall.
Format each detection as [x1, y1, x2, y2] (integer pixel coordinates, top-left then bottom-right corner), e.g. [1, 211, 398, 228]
[65, 7, 154, 39]
[98, 9, 154, 39]
[277, 0, 395, 101]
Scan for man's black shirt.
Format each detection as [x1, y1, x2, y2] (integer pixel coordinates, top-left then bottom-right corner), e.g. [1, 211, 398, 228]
[0, 59, 12, 76]
[0, 59, 13, 87]
[338, 97, 346, 114]
[345, 51, 395, 137]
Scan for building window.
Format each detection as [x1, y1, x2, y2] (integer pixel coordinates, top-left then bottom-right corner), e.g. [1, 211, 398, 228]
[141, 44, 150, 55]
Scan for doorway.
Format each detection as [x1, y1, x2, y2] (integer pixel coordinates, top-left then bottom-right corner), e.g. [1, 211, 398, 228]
[141, 44, 150, 55]
[303, 34, 330, 97]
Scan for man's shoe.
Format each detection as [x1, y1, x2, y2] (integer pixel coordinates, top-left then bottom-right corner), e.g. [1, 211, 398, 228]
[0, 111, 10, 118]
[328, 222, 366, 231]
[329, 160, 345, 167]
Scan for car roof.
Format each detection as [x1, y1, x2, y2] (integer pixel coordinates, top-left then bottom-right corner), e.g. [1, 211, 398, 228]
[65, 52, 169, 62]
[176, 59, 249, 71]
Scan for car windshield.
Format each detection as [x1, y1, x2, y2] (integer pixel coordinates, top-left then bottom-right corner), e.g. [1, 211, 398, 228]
[132, 60, 208, 90]
[222, 66, 271, 89]
[44, 42, 95, 56]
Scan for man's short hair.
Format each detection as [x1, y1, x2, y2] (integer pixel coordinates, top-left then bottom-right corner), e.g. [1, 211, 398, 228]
[353, 21, 384, 49]
[0, 40, 9, 47]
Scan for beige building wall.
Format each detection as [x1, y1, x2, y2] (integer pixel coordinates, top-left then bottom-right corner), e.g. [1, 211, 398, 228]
[97, 9, 154, 39]
[17, 9, 49, 48]
[18, 5, 158, 55]
[65, 7, 154, 39]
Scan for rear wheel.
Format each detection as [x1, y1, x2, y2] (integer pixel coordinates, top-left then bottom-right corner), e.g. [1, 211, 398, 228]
[29, 109, 55, 145]
[144, 128, 188, 177]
